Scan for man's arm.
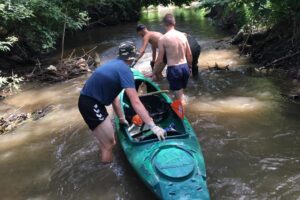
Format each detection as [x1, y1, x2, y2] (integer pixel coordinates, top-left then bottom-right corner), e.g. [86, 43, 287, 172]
[153, 38, 165, 75]
[138, 35, 150, 60]
[125, 88, 153, 125]
[186, 40, 193, 68]
[124, 88, 166, 140]
[152, 45, 157, 62]
[112, 97, 126, 122]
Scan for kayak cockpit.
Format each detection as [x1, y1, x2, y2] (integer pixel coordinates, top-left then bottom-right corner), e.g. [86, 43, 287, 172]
[120, 79, 189, 143]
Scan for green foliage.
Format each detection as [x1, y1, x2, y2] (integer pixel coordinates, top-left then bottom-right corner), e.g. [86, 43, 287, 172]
[84, 0, 142, 24]
[201, 0, 300, 28]
[0, 72, 7, 87]
[6, 73, 24, 93]
[0, 0, 89, 54]
[0, 71, 24, 94]
[0, 0, 193, 55]
[142, 0, 193, 7]
[0, 36, 18, 52]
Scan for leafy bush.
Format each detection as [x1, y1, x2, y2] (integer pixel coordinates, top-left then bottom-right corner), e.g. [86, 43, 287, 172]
[0, 71, 24, 95]
[0, 0, 193, 56]
[201, 0, 300, 28]
[0, 0, 88, 54]
[142, 0, 193, 7]
[0, 36, 18, 52]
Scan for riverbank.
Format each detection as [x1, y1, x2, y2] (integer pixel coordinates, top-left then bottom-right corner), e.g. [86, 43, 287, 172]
[204, 5, 300, 80]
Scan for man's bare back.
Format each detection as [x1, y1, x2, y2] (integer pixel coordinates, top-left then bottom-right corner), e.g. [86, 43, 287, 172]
[137, 24, 163, 62]
[159, 29, 190, 66]
[139, 31, 163, 62]
[147, 31, 163, 49]
[153, 13, 192, 102]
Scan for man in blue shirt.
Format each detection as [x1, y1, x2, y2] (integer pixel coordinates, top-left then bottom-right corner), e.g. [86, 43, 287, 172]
[78, 41, 165, 163]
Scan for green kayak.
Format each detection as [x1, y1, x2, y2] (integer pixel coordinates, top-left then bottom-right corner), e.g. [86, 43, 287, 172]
[115, 69, 210, 200]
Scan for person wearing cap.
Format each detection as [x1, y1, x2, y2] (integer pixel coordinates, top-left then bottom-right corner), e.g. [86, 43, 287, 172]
[136, 24, 165, 73]
[153, 13, 193, 102]
[78, 41, 166, 163]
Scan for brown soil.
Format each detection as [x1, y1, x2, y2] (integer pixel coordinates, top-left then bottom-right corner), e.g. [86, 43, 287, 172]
[235, 22, 300, 76]
[205, 6, 300, 79]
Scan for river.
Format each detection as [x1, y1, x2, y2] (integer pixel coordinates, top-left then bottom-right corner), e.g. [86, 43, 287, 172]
[0, 7, 300, 200]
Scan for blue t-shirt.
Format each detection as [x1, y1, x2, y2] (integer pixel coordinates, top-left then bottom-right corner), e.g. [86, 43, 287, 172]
[81, 59, 135, 105]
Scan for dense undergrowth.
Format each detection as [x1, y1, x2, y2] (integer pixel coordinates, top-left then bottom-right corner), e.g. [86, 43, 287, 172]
[0, 0, 145, 61]
[0, 0, 193, 64]
[201, 0, 300, 76]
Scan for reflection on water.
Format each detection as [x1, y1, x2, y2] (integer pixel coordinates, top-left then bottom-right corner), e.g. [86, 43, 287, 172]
[189, 96, 265, 113]
[1, 7, 300, 200]
[200, 48, 250, 70]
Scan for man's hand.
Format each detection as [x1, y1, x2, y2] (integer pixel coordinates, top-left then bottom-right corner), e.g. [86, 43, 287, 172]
[143, 123, 166, 140]
[144, 72, 153, 78]
[151, 125, 166, 140]
[152, 74, 157, 81]
[119, 117, 129, 126]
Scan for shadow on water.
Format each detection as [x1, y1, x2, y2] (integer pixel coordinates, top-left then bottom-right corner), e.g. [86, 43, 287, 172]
[0, 7, 300, 200]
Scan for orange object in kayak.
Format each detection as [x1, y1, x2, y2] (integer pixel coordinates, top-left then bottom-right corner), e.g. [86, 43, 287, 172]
[132, 114, 143, 126]
[171, 100, 184, 119]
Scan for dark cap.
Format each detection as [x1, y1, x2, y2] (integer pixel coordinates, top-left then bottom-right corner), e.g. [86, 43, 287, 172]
[136, 24, 146, 32]
[118, 41, 137, 61]
[163, 13, 176, 26]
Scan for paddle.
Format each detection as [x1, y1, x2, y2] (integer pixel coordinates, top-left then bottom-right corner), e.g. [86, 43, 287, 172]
[139, 90, 169, 97]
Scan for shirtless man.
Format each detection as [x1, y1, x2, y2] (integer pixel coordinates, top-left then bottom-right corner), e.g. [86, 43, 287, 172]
[153, 14, 192, 102]
[136, 24, 165, 74]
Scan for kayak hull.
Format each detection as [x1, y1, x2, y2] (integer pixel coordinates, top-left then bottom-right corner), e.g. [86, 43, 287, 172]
[115, 69, 210, 200]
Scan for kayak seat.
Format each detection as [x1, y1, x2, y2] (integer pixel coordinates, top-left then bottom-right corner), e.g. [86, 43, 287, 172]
[124, 94, 170, 124]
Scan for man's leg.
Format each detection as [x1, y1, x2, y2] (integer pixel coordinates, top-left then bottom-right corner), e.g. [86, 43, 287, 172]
[92, 117, 116, 163]
[167, 66, 185, 103]
[174, 89, 184, 101]
[192, 49, 201, 78]
[192, 60, 199, 78]
[175, 64, 190, 104]
[153, 62, 165, 81]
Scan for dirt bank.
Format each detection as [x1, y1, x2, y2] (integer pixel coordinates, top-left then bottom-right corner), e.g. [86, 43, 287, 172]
[206, 6, 300, 80]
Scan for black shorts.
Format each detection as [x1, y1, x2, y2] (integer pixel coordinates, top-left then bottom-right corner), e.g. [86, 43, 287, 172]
[78, 95, 108, 131]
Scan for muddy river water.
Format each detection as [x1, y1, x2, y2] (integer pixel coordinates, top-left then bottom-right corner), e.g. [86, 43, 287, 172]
[0, 7, 300, 200]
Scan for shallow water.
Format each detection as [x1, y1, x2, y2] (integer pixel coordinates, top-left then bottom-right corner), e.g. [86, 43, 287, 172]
[1, 7, 300, 200]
